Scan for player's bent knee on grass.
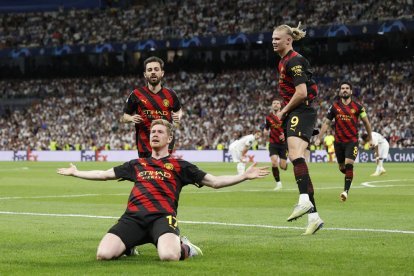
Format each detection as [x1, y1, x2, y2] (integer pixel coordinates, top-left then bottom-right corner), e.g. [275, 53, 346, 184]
[96, 233, 126, 260]
[157, 233, 181, 261]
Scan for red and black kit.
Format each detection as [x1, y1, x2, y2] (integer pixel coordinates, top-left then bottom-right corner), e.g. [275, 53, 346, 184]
[109, 156, 206, 248]
[124, 86, 181, 156]
[277, 50, 318, 142]
[265, 112, 287, 159]
[326, 100, 366, 143]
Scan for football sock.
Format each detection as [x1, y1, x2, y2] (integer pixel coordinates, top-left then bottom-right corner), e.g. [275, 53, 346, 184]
[272, 167, 280, 182]
[308, 212, 319, 221]
[340, 167, 346, 174]
[344, 163, 353, 193]
[180, 243, 190, 260]
[292, 158, 312, 195]
[236, 162, 245, 175]
[308, 178, 317, 213]
[378, 159, 384, 169]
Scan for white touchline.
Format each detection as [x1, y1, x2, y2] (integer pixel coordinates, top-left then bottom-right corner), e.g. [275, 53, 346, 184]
[1, 178, 413, 200]
[0, 211, 413, 235]
[361, 179, 414, 188]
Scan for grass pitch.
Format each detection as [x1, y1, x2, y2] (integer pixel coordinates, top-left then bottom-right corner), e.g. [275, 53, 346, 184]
[0, 161, 413, 275]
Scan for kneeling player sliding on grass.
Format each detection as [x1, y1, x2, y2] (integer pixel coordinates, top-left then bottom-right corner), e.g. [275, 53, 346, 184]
[57, 119, 269, 261]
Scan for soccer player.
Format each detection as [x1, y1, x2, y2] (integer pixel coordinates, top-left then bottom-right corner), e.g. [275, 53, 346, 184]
[315, 81, 373, 201]
[264, 98, 287, 191]
[362, 132, 389, 176]
[324, 130, 335, 162]
[272, 22, 324, 235]
[228, 130, 262, 175]
[121, 56, 183, 157]
[57, 119, 269, 261]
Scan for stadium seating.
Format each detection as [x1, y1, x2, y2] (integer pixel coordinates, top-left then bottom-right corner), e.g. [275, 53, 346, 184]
[1, 60, 412, 150]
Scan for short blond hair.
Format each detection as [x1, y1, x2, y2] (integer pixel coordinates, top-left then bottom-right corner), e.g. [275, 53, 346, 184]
[275, 22, 306, 41]
[151, 119, 173, 136]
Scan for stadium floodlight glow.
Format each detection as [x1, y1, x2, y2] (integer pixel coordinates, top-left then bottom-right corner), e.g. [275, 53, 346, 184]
[256, 40, 263, 44]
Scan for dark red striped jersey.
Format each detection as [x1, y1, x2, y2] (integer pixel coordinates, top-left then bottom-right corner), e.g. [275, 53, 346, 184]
[265, 112, 285, 144]
[326, 100, 367, 143]
[278, 50, 318, 106]
[124, 86, 181, 154]
[114, 156, 206, 218]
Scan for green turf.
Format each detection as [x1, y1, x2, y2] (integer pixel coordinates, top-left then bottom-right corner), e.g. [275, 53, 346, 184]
[0, 161, 413, 275]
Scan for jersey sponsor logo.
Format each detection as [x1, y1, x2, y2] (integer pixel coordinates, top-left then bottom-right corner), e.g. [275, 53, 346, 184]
[143, 109, 169, 120]
[337, 114, 352, 121]
[163, 99, 170, 107]
[138, 170, 172, 180]
[271, 122, 282, 129]
[164, 163, 174, 170]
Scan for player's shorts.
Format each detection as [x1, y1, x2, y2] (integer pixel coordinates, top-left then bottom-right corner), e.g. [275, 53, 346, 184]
[269, 143, 287, 160]
[108, 213, 179, 249]
[285, 103, 316, 143]
[378, 141, 390, 159]
[334, 141, 359, 163]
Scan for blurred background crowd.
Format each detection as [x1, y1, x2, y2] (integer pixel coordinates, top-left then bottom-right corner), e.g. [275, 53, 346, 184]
[1, 60, 412, 151]
[0, 0, 412, 151]
[1, 0, 412, 49]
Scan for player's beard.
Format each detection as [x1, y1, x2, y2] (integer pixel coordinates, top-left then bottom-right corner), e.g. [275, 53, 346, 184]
[340, 95, 350, 99]
[146, 76, 162, 86]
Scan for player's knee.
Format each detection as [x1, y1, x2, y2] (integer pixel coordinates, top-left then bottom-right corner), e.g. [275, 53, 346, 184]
[280, 163, 288, 170]
[158, 250, 180, 261]
[288, 152, 300, 161]
[96, 248, 117, 260]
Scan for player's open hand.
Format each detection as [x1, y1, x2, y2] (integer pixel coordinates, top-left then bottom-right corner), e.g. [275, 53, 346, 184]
[57, 163, 77, 176]
[130, 114, 143, 124]
[171, 111, 180, 124]
[244, 162, 269, 180]
[314, 138, 321, 146]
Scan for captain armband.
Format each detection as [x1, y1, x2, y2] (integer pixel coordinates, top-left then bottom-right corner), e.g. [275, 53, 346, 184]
[360, 111, 367, 118]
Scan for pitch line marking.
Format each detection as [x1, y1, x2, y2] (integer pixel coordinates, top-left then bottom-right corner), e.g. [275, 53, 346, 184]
[0, 211, 413, 235]
[361, 179, 414, 188]
[0, 193, 127, 200]
[1, 178, 413, 200]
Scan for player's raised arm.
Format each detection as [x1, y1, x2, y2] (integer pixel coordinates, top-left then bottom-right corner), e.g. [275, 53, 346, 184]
[57, 163, 117, 181]
[200, 163, 269, 189]
[315, 117, 332, 146]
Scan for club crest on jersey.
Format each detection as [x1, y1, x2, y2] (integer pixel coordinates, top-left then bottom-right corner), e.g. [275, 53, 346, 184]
[163, 99, 170, 107]
[164, 163, 174, 170]
[350, 108, 355, 113]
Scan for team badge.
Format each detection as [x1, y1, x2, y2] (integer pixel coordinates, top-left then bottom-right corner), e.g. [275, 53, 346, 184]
[350, 108, 355, 113]
[164, 163, 174, 170]
[163, 99, 170, 107]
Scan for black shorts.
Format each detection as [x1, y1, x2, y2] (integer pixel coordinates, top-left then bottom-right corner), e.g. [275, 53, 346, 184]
[285, 104, 317, 143]
[108, 213, 179, 249]
[269, 143, 287, 160]
[334, 141, 359, 163]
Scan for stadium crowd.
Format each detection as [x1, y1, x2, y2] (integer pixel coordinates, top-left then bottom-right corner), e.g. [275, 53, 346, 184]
[1, 0, 413, 49]
[0, 60, 412, 151]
